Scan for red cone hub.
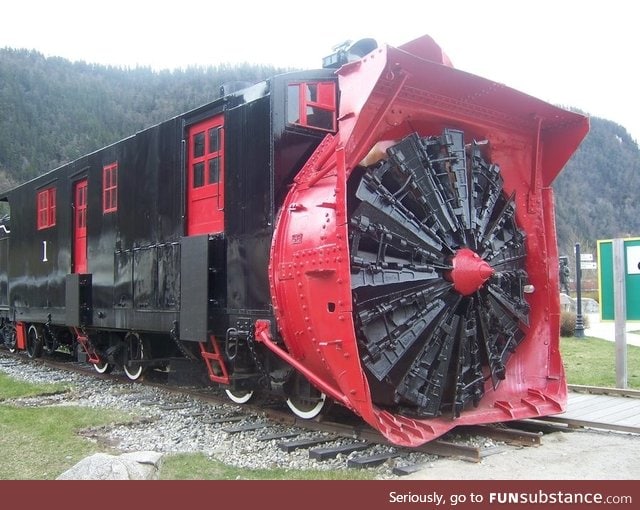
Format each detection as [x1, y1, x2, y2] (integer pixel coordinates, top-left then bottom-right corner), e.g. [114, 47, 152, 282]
[448, 248, 494, 296]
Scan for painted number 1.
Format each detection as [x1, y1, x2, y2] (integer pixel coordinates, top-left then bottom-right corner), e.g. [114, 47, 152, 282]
[42, 240, 48, 262]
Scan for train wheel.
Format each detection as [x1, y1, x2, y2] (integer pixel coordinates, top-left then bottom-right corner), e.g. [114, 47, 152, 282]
[283, 371, 330, 419]
[286, 391, 329, 419]
[93, 360, 114, 374]
[26, 325, 43, 359]
[224, 388, 255, 404]
[123, 332, 148, 381]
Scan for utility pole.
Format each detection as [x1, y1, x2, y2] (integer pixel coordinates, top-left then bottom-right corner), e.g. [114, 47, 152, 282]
[574, 243, 585, 337]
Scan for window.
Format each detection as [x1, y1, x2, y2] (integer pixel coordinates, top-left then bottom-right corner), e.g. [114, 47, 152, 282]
[103, 162, 118, 213]
[191, 126, 222, 188]
[287, 81, 336, 131]
[37, 187, 56, 230]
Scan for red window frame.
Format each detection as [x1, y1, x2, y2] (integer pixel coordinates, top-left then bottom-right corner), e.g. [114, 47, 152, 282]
[287, 81, 336, 131]
[36, 187, 56, 230]
[103, 162, 118, 213]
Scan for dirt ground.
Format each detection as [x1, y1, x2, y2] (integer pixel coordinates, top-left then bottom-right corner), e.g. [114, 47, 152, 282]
[405, 428, 640, 480]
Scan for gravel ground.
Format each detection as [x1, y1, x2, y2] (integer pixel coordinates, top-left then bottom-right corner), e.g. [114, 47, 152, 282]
[4, 352, 638, 480]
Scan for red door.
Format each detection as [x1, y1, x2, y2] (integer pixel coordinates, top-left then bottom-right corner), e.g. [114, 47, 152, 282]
[73, 179, 88, 273]
[186, 115, 225, 235]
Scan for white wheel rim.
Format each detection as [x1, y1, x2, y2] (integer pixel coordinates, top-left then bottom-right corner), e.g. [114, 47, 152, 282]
[93, 361, 110, 374]
[286, 392, 327, 419]
[27, 325, 39, 357]
[124, 334, 144, 380]
[124, 363, 143, 380]
[225, 389, 254, 404]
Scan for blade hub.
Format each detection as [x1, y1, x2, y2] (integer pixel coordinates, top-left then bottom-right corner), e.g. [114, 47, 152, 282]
[447, 248, 494, 296]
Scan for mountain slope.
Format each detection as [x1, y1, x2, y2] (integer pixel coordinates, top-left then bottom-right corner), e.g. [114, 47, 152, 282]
[553, 116, 640, 257]
[0, 48, 287, 187]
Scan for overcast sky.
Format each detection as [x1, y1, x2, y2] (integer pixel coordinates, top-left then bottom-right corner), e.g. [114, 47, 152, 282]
[1, 0, 638, 143]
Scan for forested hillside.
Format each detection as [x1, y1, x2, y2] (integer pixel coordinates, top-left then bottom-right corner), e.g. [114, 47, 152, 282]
[0, 48, 287, 188]
[553, 116, 640, 257]
[1, 48, 639, 258]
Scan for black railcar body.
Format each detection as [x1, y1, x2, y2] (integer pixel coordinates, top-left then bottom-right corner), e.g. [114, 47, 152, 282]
[0, 69, 336, 383]
[0, 71, 333, 336]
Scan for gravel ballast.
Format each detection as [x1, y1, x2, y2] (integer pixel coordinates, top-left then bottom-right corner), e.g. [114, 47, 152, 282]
[0, 353, 438, 477]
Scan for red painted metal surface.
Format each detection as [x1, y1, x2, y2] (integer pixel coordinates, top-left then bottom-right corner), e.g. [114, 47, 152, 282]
[269, 35, 588, 445]
[199, 336, 231, 385]
[447, 248, 495, 296]
[73, 179, 88, 274]
[73, 327, 100, 364]
[186, 115, 225, 235]
[16, 322, 26, 351]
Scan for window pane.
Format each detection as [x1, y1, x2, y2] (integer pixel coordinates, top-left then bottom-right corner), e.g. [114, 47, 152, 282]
[306, 106, 334, 130]
[109, 189, 117, 211]
[194, 132, 205, 158]
[306, 83, 317, 102]
[287, 84, 300, 124]
[208, 127, 219, 153]
[50, 189, 56, 225]
[193, 162, 205, 188]
[208, 157, 219, 184]
[43, 191, 49, 210]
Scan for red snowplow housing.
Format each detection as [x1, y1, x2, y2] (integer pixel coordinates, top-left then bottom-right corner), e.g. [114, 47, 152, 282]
[267, 35, 588, 446]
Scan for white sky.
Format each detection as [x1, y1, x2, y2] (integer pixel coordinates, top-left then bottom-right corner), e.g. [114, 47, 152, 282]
[1, 0, 638, 143]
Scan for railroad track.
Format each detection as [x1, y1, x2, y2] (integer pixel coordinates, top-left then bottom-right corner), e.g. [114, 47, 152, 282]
[0, 350, 560, 475]
[567, 384, 640, 399]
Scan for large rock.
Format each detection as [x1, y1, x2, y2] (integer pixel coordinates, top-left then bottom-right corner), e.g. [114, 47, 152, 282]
[57, 451, 163, 480]
[559, 293, 600, 314]
[560, 293, 573, 311]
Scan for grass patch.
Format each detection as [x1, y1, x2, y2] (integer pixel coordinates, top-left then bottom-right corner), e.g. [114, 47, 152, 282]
[0, 371, 69, 400]
[159, 453, 375, 480]
[0, 404, 128, 479]
[560, 336, 640, 389]
[0, 370, 132, 479]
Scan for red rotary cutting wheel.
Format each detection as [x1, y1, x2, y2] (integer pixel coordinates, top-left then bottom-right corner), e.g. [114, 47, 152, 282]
[268, 35, 588, 446]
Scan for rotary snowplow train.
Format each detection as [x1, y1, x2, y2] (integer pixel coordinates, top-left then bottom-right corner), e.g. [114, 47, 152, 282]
[0, 35, 588, 446]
